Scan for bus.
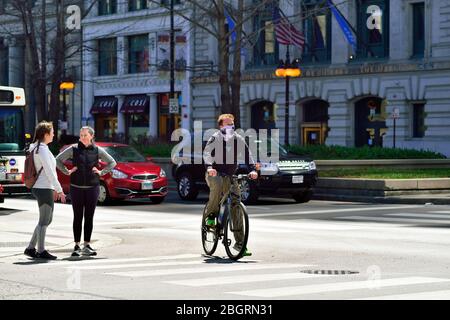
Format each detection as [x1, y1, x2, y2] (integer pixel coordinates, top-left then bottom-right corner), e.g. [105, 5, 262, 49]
[0, 86, 29, 203]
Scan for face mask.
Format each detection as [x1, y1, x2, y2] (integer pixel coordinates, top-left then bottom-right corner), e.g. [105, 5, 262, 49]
[220, 125, 235, 141]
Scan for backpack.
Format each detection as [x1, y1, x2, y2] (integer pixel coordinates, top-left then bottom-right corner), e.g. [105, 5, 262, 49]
[24, 143, 43, 189]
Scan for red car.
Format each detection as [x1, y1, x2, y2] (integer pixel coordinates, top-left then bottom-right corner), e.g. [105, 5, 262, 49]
[57, 142, 168, 204]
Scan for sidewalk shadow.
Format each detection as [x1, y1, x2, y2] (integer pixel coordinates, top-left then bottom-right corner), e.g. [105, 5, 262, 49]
[0, 208, 23, 216]
[60, 256, 108, 262]
[14, 259, 54, 265]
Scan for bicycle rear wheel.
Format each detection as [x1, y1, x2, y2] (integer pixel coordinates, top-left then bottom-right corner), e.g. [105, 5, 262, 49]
[201, 204, 219, 256]
[224, 202, 249, 260]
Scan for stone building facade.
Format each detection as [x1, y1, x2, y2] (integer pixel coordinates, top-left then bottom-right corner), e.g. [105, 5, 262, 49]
[190, 0, 450, 156]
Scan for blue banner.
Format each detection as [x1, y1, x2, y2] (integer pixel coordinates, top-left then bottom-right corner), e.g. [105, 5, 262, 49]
[327, 0, 357, 53]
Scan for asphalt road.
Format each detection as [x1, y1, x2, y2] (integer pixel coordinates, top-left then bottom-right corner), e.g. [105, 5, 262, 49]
[1, 192, 450, 300]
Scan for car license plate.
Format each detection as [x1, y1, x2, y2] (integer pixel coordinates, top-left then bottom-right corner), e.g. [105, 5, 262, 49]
[292, 175, 304, 184]
[142, 181, 153, 190]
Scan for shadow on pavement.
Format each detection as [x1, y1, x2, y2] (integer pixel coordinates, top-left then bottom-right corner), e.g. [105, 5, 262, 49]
[14, 259, 53, 265]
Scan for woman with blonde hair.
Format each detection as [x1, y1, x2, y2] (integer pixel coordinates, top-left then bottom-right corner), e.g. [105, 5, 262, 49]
[56, 126, 116, 257]
[24, 121, 66, 260]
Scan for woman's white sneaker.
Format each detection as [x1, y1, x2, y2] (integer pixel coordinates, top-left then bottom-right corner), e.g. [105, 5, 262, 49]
[82, 244, 97, 256]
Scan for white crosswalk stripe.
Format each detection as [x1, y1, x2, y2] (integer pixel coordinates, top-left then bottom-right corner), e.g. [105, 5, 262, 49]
[105, 263, 309, 278]
[387, 213, 450, 219]
[356, 289, 450, 300]
[165, 272, 334, 287]
[227, 277, 450, 298]
[335, 215, 450, 225]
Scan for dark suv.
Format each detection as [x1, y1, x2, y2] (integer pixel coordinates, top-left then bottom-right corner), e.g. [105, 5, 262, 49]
[172, 137, 318, 204]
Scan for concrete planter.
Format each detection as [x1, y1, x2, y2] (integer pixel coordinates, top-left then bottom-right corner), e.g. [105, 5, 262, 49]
[315, 159, 450, 170]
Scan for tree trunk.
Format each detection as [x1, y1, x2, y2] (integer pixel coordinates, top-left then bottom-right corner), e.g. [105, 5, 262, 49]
[48, 0, 65, 142]
[231, 0, 244, 128]
[217, 0, 231, 115]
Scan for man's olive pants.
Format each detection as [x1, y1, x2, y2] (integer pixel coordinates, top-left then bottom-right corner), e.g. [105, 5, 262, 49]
[204, 174, 244, 244]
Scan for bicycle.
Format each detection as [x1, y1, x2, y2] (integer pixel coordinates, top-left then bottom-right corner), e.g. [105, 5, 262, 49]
[201, 174, 250, 261]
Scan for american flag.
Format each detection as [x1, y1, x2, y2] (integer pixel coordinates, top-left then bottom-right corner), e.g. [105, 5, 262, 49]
[272, 6, 305, 50]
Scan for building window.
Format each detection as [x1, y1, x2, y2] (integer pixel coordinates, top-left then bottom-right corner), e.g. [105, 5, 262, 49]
[301, 0, 331, 63]
[99, 0, 116, 16]
[413, 103, 425, 138]
[129, 0, 147, 11]
[160, 0, 181, 6]
[412, 2, 425, 58]
[98, 38, 117, 76]
[356, 0, 389, 59]
[128, 35, 149, 73]
[252, 3, 279, 67]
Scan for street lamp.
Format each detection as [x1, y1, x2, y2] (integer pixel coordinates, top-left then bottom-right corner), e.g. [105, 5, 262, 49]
[275, 47, 301, 146]
[59, 78, 75, 136]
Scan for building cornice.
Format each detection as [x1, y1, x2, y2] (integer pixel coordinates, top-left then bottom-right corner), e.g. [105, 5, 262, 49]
[191, 60, 450, 84]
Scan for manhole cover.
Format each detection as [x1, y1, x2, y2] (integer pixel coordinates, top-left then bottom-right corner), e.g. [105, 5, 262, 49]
[300, 270, 359, 275]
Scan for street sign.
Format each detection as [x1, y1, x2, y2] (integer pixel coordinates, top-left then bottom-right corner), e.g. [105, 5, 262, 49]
[169, 98, 179, 114]
[392, 108, 400, 119]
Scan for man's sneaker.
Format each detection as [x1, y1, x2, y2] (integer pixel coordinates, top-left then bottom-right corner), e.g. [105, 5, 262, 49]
[233, 243, 252, 257]
[242, 248, 252, 257]
[36, 250, 57, 260]
[82, 244, 97, 256]
[71, 245, 82, 257]
[24, 248, 37, 258]
[206, 217, 216, 227]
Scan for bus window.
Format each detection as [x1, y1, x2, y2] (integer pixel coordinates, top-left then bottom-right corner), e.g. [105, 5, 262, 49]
[0, 108, 25, 151]
[0, 90, 14, 104]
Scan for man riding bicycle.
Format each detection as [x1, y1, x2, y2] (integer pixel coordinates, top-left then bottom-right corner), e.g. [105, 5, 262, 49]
[203, 114, 258, 257]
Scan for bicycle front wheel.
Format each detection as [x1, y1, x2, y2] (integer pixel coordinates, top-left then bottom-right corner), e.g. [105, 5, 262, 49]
[201, 204, 219, 256]
[224, 202, 249, 260]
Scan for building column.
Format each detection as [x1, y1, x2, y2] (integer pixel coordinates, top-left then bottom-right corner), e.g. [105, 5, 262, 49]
[149, 94, 158, 138]
[326, 93, 352, 146]
[117, 36, 126, 75]
[331, 0, 352, 65]
[8, 40, 24, 87]
[117, 95, 125, 134]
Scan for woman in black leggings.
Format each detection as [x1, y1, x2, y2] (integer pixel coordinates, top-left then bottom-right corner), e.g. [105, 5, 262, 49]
[56, 126, 116, 257]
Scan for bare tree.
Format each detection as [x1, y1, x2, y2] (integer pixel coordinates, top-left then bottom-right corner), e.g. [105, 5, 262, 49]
[1, 0, 97, 140]
[155, 0, 275, 128]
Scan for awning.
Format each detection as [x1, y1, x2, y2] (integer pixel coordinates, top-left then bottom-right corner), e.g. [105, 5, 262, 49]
[120, 95, 149, 114]
[90, 96, 118, 115]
